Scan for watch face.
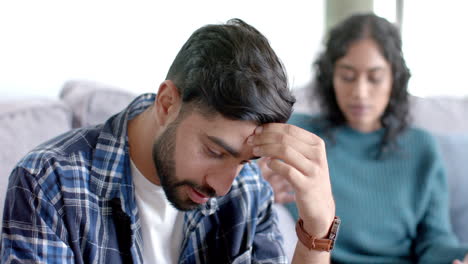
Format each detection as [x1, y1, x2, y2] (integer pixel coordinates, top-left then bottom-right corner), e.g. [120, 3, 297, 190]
[328, 216, 341, 247]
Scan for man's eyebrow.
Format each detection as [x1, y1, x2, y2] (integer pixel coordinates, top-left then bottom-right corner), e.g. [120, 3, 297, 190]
[206, 135, 241, 158]
[206, 135, 260, 161]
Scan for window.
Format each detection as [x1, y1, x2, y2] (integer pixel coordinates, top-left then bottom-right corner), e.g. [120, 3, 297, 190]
[375, 0, 468, 97]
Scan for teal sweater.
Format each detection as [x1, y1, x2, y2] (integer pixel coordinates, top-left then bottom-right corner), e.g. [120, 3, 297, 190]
[285, 113, 468, 264]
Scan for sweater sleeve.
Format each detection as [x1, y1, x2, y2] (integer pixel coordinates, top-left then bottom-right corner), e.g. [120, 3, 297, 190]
[415, 137, 468, 264]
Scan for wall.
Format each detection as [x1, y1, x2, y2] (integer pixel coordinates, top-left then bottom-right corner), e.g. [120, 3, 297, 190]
[0, 0, 325, 99]
[402, 1, 468, 97]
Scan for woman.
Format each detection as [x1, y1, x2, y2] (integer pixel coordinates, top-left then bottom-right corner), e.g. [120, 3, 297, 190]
[262, 13, 468, 263]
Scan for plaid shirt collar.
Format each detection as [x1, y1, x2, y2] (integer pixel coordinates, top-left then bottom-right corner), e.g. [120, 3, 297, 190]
[90, 93, 219, 216]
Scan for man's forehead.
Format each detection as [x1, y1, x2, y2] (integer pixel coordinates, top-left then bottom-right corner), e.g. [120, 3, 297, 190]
[185, 110, 258, 134]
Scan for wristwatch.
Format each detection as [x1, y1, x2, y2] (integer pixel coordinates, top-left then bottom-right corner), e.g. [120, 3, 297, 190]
[295, 216, 341, 252]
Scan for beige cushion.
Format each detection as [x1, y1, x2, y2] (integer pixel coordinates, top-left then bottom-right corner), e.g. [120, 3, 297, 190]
[292, 87, 320, 115]
[411, 96, 468, 134]
[435, 133, 468, 243]
[0, 99, 72, 221]
[60, 80, 137, 127]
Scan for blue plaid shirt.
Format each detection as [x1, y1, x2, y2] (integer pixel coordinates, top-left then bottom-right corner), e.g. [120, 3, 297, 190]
[1, 94, 287, 264]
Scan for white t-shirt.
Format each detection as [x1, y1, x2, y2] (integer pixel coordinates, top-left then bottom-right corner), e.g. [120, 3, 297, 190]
[131, 160, 183, 264]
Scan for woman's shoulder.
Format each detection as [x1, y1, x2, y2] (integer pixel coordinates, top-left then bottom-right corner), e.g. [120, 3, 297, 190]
[402, 127, 437, 144]
[400, 126, 440, 154]
[287, 113, 327, 133]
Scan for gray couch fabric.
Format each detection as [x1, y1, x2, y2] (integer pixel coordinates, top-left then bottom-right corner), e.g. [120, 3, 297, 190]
[0, 99, 72, 220]
[1, 80, 467, 257]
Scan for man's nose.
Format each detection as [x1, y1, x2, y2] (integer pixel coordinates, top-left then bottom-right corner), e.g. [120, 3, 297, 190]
[205, 165, 242, 197]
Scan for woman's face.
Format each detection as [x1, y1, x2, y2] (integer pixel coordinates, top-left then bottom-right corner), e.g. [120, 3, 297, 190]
[333, 38, 393, 132]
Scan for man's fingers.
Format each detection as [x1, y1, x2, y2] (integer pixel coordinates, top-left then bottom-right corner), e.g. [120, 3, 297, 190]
[252, 132, 323, 161]
[258, 158, 276, 181]
[253, 123, 331, 204]
[253, 142, 324, 180]
[257, 123, 323, 146]
[265, 158, 308, 191]
[271, 177, 294, 194]
[259, 160, 295, 203]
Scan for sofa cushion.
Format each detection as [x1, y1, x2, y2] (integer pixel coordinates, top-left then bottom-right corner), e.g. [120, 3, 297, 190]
[292, 86, 321, 115]
[435, 133, 468, 243]
[60, 80, 137, 127]
[411, 96, 468, 134]
[0, 99, 72, 223]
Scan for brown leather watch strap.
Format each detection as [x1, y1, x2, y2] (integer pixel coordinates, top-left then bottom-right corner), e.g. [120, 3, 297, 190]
[295, 217, 340, 252]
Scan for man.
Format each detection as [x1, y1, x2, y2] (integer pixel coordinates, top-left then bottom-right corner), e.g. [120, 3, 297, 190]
[1, 19, 336, 263]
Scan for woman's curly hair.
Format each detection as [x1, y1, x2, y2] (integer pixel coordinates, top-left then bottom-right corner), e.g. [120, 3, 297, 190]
[313, 13, 411, 158]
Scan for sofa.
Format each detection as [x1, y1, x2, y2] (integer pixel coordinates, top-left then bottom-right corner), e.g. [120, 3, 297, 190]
[1, 80, 467, 262]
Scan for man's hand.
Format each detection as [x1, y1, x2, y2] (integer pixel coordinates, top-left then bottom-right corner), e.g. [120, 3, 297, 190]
[249, 123, 335, 249]
[258, 157, 295, 204]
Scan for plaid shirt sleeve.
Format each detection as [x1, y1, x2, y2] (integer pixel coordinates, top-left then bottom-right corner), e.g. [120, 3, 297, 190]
[1, 94, 158, 264]
[244, 165, 288, 263]
[1, 167, 74, 264]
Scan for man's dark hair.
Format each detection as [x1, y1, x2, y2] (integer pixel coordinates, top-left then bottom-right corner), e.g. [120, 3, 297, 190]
[166, 18, 295, 125]
[313, 13, 411, 158]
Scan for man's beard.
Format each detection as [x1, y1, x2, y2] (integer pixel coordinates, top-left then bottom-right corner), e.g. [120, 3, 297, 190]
[152, 118, 215, 211]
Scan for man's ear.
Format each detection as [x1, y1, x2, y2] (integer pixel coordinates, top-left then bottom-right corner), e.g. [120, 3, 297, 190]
[154, 80, 181, 126]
